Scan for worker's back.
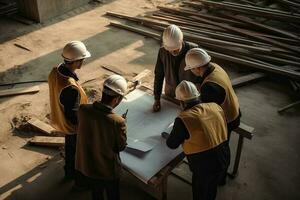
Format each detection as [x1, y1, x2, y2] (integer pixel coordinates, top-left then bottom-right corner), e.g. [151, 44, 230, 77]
[75, 101, 127, 180]
[179, 102, 228, 155]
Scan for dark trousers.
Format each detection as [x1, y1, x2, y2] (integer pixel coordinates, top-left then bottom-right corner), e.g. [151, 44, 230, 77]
[76, 172, 120, 200]
[187, 143, 230, 200]
[64, 134, 77, 178]
[219, 115, 241, 184]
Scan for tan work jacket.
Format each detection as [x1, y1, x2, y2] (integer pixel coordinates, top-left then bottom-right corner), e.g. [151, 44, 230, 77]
[48, 66, 88, 134]
[75, 102, 127, 180]
[201, 63, 240, 123]
[179, 103, 228, 155]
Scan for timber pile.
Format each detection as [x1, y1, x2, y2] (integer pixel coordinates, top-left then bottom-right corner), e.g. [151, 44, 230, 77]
[106, 0, 300, 83]
[0, 1, 18, 16]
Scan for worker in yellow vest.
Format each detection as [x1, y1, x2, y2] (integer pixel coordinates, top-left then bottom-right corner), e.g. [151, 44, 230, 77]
[166, 80, 230, 200]
[48, 41, 90, 180]
[184, 48, 241, 185]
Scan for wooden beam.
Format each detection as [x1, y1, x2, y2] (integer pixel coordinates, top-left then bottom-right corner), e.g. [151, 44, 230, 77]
[158, 6, 300, 54]
[278, 100, 300, 113]
[234, 123, 254, 139]
[188, 0, 300, 23]
[109, 22, 300, 80]
[132, 69, 151, 82]
[232, 72, 266, 88]
[101, 65, 125, 75]
[0, 85, 39, 98]
[27, 118, 56, 135]
[108, 12, 274, 54]
[29, 136, 64, 147]
[223, 14, 300, 40]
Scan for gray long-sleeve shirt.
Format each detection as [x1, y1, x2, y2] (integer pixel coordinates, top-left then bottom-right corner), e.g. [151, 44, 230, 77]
[154, 41, 202, 100]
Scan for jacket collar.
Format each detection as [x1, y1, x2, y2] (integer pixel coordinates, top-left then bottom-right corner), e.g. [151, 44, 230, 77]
[93, 101, 113, 114]
[58, 63, 79, 81]
[202, 63, 215, 80]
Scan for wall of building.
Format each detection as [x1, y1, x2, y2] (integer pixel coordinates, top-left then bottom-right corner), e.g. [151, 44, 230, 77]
[17, 0, 90, 22]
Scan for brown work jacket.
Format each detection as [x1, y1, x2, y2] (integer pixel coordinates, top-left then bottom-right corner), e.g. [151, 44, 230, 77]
[75, 102, 127, 180]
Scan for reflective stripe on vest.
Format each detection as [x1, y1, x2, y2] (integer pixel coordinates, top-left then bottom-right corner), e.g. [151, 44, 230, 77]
[48, 66, 88, 134]
[201, 63, 240, 123]
[179, 103, 227, 155]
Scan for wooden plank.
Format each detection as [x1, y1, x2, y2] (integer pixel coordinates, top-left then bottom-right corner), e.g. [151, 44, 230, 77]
[132, 69, 151, 82]
[0, 85, 39, 97]
[109, 22, 300, 80]
[278, 100, 300, 113]
[232, 72, 266, 88]
[107, 11, 225, 32]
[234, 123, 254, 139]
[188, 0, 300, 23]
[29, 136, 64, 147]
[27, 118, 56, 135]
[101, 65, 125, 75]
[159, 6, 300, 54]
[274, 0, 300, 9]
[128, 69, 151, 92]
[224, 1, 294, 14]
[223, 14, 300, 40]
[108, 12, 273, 53]
[109, 22, 161, 40]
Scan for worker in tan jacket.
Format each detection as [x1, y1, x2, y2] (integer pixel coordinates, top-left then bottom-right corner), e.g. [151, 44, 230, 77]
[48, 41, 90, 179]
[166, 80, 230, 200]
[75, 75, 128, 200]
[184, 48, 241, 185]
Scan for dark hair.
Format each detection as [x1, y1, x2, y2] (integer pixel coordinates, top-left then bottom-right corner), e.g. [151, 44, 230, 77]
[64, 59, 74, 65]
[64, 59, 84, 65]
[101, 86, 121, 104]
[183, 98, 200, 110]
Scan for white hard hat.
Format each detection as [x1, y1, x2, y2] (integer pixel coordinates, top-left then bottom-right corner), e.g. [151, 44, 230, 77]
[175, 80, 200, 102]
[62, 41, 91, 62]
[162, 25, 183, 51]
[184, 48, 211, 71]
[103, 75, 128, 96]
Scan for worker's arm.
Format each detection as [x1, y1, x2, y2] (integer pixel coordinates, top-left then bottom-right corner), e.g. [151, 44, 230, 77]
[166, 117, 189, 149]
[115, 118, 127, 152]
[200, 82, 226, 105]
[60, 86, 80, 125]
[154, 49, 165, 100]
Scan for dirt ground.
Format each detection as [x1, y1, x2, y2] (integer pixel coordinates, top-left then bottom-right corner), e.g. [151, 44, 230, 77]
[0, 0, 300, 200]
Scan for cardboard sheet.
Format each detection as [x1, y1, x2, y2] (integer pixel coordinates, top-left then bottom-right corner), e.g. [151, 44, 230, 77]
[115, 89, 182, 183]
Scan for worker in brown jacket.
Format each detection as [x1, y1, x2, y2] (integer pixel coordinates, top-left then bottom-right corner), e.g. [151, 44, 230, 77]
[166, 80, 230, 200]
[184, 48, 241, 185]
[153, 24, 200, 112]
[48, 41, 90, 179]
[75, 75, 128, 200]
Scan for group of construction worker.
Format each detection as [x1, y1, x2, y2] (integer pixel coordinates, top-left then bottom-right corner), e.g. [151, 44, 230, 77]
[48, 24, 240, 200]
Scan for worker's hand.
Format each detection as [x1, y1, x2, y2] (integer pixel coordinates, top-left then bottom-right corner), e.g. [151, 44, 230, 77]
[161, 132, 170, 139]
[153, 100, 161, 112]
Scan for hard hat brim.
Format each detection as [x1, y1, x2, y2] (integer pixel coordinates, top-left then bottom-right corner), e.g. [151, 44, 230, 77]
[61, 50, 91, 62]
[184, 56, 211, 71]
[163, 42, 182, 51]
[175, 95, 200, 102]
[83, 50, 91, 59]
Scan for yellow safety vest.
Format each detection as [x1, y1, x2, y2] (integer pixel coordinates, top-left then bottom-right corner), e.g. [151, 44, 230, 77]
[179, 103, 228, 155]
[201, 63, 240, 123]
[48, 66, 88, 134]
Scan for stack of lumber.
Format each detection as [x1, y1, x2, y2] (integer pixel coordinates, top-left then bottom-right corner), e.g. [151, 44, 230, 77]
[0, 1, 18, 16]
[106, 0, 300, 81]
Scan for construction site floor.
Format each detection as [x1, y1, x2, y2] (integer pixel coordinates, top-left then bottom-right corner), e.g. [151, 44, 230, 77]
[0, 0, 300, 199]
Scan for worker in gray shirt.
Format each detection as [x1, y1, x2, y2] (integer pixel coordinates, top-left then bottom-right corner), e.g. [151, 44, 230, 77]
[153, 24, 201, 112]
